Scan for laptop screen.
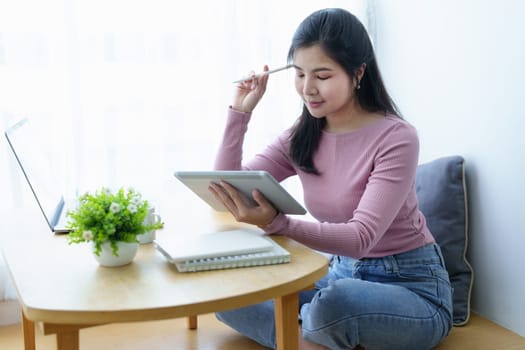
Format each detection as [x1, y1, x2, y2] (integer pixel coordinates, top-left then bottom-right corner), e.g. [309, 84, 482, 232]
[4, 118, 65, 230]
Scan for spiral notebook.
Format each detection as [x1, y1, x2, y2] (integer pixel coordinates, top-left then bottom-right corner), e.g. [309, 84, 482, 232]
[154, 228, 290, 272]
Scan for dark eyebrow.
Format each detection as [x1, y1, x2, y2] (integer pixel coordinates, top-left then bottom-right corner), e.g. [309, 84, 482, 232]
[293, 64, 333, 73]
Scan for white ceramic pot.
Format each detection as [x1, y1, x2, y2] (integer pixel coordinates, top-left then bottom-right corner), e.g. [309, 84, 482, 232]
[92, 241, 139, 267]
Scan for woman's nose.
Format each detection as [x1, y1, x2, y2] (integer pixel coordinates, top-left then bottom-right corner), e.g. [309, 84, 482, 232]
[303, 77, 317, 96]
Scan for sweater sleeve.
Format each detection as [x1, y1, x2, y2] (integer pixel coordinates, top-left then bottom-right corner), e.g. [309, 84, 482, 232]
[263, 123, 421, 259]
[214, 107, 296, 181]
[213, 108, 251, 171]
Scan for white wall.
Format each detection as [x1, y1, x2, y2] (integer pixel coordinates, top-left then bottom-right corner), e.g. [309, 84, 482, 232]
[373, 0, 525, 335]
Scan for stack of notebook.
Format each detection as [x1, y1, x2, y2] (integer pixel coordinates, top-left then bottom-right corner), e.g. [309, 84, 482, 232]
[154, 228, 290, 272]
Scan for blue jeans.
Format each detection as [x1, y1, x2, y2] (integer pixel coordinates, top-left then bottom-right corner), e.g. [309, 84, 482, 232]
[216, 243, 453, 350]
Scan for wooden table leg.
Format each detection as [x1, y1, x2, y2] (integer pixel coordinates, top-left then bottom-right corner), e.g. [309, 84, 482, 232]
[274, 292, 299, 350]
[56, 330, 79, 350]
[187, 315, 198, 330]
[21, 311, 36, 350]
[41, 323, 86, 350]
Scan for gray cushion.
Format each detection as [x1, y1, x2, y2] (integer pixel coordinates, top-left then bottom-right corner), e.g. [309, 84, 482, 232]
[415, 156, 474, 326]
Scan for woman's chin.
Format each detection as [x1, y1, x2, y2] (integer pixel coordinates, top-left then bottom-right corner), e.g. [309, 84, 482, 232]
[305, 107, 326, 118]
[308, 111, 326, 119]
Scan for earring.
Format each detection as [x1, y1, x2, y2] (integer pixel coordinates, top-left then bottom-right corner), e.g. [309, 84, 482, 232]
[356, 80, 361, 90]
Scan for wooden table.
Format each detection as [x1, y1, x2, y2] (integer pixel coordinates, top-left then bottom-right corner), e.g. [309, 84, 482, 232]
[1, 207, 329, 350]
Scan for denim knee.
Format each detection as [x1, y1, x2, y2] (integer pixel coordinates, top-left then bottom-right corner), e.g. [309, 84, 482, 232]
[301, 279, 362, 349]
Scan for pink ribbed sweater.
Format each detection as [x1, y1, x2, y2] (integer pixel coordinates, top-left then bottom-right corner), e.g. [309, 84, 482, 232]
[214, 108, 435, 259]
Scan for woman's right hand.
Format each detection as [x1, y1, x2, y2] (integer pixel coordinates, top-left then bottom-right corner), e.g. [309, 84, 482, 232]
[231, 65, 269, 113]
[208, 181, 278, 228]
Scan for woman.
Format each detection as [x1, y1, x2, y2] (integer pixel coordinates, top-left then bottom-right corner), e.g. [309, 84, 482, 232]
[209, 8, 453, 350]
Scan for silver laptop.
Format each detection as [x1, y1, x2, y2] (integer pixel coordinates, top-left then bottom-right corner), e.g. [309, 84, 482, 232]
[4, 118, 76, 233]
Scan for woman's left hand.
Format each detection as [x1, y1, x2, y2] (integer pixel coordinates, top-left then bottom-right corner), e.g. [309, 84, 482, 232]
[208, 181, 278, 228]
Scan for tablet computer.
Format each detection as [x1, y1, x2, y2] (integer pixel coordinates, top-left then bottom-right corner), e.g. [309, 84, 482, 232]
[174, 170, 306, 215]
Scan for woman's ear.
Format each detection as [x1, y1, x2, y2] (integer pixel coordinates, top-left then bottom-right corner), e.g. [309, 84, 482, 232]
[354, 63, 367, 90]
[356, 63, 367, 81]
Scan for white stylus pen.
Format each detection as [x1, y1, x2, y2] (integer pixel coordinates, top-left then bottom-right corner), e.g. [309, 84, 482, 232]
[233, 64, 293, 83]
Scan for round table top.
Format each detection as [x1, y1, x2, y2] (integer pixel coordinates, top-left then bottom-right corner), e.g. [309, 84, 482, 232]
[2, 209, 329, 324]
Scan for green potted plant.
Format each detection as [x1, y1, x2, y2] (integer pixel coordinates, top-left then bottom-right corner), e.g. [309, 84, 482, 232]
[67, 187, 164, 266]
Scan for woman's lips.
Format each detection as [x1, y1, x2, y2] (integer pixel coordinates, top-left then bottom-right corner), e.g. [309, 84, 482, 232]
[307, 101, 323, 109]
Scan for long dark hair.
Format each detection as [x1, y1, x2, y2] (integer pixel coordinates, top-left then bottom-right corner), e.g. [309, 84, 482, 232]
[288, 8, 400, 174]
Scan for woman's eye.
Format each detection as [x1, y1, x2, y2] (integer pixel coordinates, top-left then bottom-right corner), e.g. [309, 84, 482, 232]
[318, 76, 330, 80]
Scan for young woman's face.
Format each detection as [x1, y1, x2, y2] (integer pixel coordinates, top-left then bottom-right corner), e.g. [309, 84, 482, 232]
[293, 44, 357, 119]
